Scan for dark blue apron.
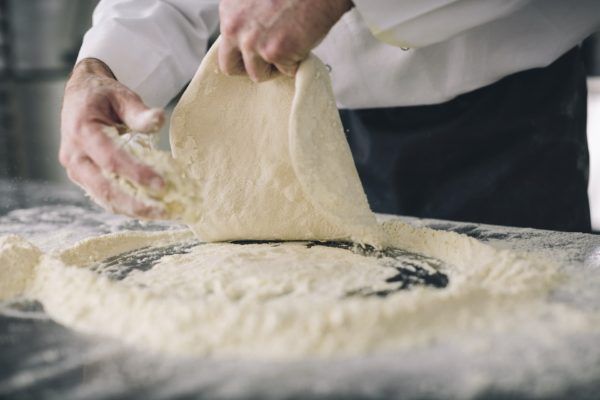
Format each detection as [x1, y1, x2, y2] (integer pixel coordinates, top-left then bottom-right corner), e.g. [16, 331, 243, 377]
[340, 47, 591, 233]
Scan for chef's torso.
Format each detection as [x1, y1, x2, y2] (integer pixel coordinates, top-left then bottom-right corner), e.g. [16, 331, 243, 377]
[78, 0, 600, 109]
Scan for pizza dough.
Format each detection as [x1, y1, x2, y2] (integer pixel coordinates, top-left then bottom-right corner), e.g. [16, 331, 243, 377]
[169, 37, 381, 244]
[0, 219, 567, 359]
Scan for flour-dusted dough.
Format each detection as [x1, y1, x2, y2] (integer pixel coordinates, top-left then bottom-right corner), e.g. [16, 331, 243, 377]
[0, 235, 41, 301]
[169, 38, 381, 244]
[99, 127, 201, 222]
[0, 219, 577, 359]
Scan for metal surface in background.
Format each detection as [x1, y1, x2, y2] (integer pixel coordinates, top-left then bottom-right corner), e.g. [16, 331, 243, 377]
[0, 0, 98, 181]
[8, 0, 95, 75]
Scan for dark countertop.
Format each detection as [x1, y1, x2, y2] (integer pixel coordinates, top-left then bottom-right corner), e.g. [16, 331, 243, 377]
[0, 179, 599, 400]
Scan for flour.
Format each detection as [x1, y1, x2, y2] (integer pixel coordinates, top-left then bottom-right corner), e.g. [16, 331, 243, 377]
[0, 235, 41, 301]
[99, 128, 201, 223]
[0, 217, 579, 359]
[3, 205, 600, 398]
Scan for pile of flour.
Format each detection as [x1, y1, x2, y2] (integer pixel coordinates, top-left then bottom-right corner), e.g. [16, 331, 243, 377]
[0, 219, 581, 359]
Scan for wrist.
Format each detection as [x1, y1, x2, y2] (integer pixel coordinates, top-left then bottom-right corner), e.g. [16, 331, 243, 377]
[72, 58, 116, 80]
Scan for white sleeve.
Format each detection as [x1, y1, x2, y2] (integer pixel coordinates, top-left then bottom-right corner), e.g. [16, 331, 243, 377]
[352, 0, 532, 48]
[77, 0, 220, 107]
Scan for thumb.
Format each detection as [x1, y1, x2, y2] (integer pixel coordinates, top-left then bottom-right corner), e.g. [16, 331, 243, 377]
[112, 90, 165, 133]
[274, 62, 298, 78]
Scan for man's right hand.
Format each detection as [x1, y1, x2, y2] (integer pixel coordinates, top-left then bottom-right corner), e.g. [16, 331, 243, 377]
[60, 58, 167, 219]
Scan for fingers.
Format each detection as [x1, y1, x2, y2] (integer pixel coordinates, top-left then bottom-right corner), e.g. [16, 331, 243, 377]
[81, 123, 165, 193]
[67, 156, 166, 220]
[259, 37, 302, 78]
[218, 35, 300, 81]
[240, 47, 273, 82]
[61, 66, 169, 220]
[217, 0, 348, 82]
[273, 62, 298, 78]
[112, 90, 165, 133]
[218, 37, 246, 76]
[219, 36, 274, 82]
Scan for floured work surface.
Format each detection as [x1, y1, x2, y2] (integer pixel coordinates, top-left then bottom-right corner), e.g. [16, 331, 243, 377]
[0, 215, 573, 360]
[1, 198, 600, 399]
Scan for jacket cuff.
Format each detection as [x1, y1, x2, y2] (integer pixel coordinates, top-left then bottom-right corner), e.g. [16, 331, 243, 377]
[77, 20, 184, 107]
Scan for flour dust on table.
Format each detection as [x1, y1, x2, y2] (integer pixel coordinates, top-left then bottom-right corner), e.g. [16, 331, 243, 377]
[1, 220, 594, 359]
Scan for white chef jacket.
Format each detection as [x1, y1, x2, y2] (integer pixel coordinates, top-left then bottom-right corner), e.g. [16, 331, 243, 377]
[78, 0, 600, 109]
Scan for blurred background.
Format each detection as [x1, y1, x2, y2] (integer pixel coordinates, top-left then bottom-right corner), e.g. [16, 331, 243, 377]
[0, 0, 98, 182]
[1, 0, 600, 229]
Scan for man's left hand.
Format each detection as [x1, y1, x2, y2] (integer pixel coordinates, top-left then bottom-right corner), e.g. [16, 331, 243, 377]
[218, 0, 353, 82]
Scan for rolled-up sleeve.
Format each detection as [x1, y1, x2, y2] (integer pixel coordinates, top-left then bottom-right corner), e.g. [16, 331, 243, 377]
[352, 0, 532, 48]
[77, 0, 219, 107]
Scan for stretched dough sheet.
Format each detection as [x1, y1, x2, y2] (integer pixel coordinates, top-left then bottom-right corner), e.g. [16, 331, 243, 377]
[170, 37, 381, 244]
